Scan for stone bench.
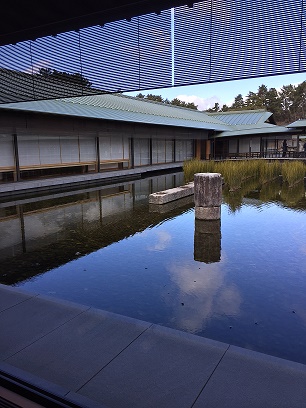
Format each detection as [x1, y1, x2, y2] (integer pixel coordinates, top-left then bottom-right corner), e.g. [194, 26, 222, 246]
[149, 182, 194, 205]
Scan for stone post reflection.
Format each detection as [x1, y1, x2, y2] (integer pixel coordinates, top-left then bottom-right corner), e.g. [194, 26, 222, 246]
[194, 219, 221, 263]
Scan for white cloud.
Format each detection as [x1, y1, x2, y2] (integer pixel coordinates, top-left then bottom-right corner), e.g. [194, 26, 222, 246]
[176, 94, 223, 111]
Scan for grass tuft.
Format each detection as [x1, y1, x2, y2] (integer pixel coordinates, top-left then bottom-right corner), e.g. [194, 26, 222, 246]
[281, 161, 306, 187]
[183, 159, 305, 189]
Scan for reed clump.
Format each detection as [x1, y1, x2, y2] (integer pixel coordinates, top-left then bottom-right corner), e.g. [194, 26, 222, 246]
[280, 179, 306, 205]
[183, 159, 305, 190]
[241, 159, 261, 180]
[259, 161, 282, 184]
[183, 159, 216, 183]
[223, 177, 260, 212]
[183, 159, 261, 191]
[215, 161, 243, 191]
[281, 161, 306, 187]
[259, 179, 281, 202]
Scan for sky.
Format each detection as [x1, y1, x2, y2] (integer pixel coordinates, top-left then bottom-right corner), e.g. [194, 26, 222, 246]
[126, 72, 306, 111]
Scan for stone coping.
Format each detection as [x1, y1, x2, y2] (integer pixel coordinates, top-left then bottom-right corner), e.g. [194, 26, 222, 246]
[1, 284, 306, 408]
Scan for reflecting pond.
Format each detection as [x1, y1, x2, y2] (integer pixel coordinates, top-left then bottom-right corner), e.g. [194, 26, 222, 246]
[1, 172, 306, 364]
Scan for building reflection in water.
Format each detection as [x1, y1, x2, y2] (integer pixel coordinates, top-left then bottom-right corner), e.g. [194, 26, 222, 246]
[1, 174, 306, 364]
[0, 172, 190, 284]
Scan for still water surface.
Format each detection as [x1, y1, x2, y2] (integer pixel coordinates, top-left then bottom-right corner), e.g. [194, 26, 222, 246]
[1, 172, 306, 364]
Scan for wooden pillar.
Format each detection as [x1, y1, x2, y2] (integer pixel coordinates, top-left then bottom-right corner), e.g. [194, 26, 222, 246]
[195, 139, 201, 159]
[206, 140, 211, 160]
[173, 139, 176, 162]
[17, 205, 26, 252]
[96, 136, 100, 172]
[212, 137, 216, 159]
[13, 133, 20, 182]
[149, 138, 153, 165]
[130, 137, 135, 169]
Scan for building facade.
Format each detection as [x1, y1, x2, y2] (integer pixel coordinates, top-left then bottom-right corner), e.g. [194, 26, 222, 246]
[0, 94, 227, 183]
[0, 95, 301, 184]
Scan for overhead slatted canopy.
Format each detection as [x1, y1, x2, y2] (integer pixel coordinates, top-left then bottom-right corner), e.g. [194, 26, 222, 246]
[0, 0, 189, 46]
[174, 0, 305, 85]
[0, 0, 305, 103]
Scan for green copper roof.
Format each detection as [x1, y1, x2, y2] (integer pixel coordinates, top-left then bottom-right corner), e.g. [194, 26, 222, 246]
[207, 110, 272, 125]
[287, 119, 306, 128]
[0, 94, 230, 132]
[212, 123, 290, 138]
[207, 110, 291, 138]
[0, 94, 294, 138]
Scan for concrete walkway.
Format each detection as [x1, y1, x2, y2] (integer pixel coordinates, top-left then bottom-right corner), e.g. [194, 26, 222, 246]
[1, 284, 306, 408]
[0, 163, 183, 199]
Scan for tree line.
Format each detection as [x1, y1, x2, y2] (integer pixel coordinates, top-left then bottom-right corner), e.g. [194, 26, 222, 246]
[207, 82, 306, 125]
[135, 93, 198, 110]
[136, 82, 306, 125]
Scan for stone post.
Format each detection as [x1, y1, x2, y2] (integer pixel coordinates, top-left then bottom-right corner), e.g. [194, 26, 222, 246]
[194, 173, 222, 220]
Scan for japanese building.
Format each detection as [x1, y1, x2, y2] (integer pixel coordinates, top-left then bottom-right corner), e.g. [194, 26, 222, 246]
[0, 93, 301, 184]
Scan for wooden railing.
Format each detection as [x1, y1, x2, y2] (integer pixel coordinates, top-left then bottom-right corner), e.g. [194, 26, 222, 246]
[213, 151, 306, 160]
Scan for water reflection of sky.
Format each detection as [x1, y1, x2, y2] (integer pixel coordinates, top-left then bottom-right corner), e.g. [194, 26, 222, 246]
[2, 178, 306, 364]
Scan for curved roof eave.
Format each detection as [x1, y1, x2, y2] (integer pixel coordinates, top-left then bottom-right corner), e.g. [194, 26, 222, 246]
[207, 110, 272, 126]
[211, 125, 291, 138]
[287, 119, 306, 128]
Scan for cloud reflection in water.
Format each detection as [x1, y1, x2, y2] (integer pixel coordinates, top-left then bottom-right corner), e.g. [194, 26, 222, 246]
[165, 258, 242, 334]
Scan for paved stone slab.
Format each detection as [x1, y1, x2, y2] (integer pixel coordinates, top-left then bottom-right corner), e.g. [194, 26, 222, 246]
[78, 324, 228, 408]
[6, 308, 151, 391]
[193, 345, 306, 408]
[0, 285, 38, 312]
[0, 361, 108, 407]
[2, 285, 306, 408]
[0, 361, 70, 398]
[0, 294, 89, 360]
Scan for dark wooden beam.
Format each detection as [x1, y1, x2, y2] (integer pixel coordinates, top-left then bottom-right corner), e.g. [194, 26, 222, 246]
[0, 0, 190, 46]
